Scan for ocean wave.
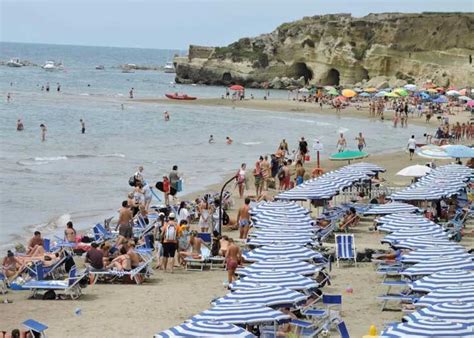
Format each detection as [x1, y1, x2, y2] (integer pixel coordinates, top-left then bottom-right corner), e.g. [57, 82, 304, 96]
[337, 127, 350, 134]
[242, 141, 262, 146]
[17, 153, 126, 166]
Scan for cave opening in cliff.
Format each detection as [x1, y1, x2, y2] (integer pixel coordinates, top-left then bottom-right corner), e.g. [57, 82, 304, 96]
[222, 72, 232, 83]
[324, 69, 340, 86]
[291, 62, 313, 84]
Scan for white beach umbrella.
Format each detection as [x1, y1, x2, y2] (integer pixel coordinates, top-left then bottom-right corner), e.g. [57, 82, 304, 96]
[396, 165, 432, 177]
[446, 90, 461, 96]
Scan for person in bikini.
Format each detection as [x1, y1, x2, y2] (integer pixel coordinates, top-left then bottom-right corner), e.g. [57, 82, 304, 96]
[106, 247, 131, 271]
[237, 198, 251, 239]
[2, 250, 21, 278]
[64, 221, 77, 243]
[225, 238, 241, 284]
[179, 231, 204, 260]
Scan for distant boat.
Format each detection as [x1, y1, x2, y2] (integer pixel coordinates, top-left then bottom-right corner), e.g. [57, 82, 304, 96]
[165, 93, 197, 100]
[95, 65, 105, 70]
[42, 60, 63, 71]
[164, 62, 175, 73]
[7, 58, 22, 67]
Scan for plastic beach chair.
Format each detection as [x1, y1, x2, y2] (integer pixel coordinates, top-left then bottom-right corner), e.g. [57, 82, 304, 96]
[337, 320, 350, 338]
[303, 294, 342, 329]
[185, 247, 211, 271]
[22, 319, 48, 337]
[335, 234, 357, 267]
[89, 258, 152, 285]
[22, 265, 87, 300]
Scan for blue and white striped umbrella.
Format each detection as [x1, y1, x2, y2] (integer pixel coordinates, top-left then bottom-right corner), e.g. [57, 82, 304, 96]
[250, 228, 315, 237]
[252, 212, 314, 223]
[377, 218, 438, 232]
[252, 220, 316, 230]
[401, 246, 468, 263]
[404, 302, 474, 324]
[212, 286, 307, 307]
[376, 213, 427, 224]
[382, 227, 448, 244]
[416, 286, 474, 307]
[411, 270, 474, 292]
[190, 304, 290, 325]
[236, 258, 320, 276]
[401, 256, 474, 278]
[346, 162, 385, 173]
[229, 271, 318, 291]
[155, 321, 255, 338]
[381, 319, 473, 337]
[250, 201, 310, 215]
[247, 234, 314, 246]
[365, 202, 420, 215]
[391, 236, 452, 250]
[390, 187, 447, 201]
[242, 244, 322, 262]
[444, 145, 474, 158]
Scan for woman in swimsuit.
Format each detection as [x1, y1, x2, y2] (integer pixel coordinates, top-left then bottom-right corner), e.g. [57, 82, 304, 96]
[2, 251, 20, 278]
[106, 247, 131, 271]
[198, 199, 211, 233]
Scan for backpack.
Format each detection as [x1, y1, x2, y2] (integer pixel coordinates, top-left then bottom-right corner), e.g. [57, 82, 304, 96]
[128, 176, 136, 187]
[164, 224, 177, 241]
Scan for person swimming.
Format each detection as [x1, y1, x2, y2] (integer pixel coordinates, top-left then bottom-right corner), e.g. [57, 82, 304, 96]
[209, 135, 214, 144]
[16, 119, 24, 131]
[226, 136, 233, 145]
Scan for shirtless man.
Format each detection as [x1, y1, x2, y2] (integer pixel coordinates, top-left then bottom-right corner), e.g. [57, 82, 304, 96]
[64, 221, 76, 243]
[116, 201, 133, 244]
[27, 231, 44, 255]
[225, 238, 241, 284]
[355, 132, 366, 151]
[237, 198, 251, 239]
[336, 133, 347, 152]
[127, 242, 142, 268]
[260, 156, 271, 191]
[179, 231, 204, 260]
[219, 235, 230, 256]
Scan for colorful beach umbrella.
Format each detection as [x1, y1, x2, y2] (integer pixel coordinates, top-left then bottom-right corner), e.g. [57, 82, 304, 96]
[404, 302, 474, 325]
[385, 92, 400, 98]
[359, 92, 371, 97]
[446, 90, 461, 96]
[381, 319, 473, 337]
[190, 303, 290, 325]
[458, 96, 471, 101]
[394, 88, 409, 97]
[329, 150, 369, 163]
[155, 321, 256, 337]
[342, 89, 357, 98]
[404, 84, 417, 91]
[212, 286, 307, 308]
[467, 100, 474, 108]
[229, 85, 244, 91]
[433, 96, 448, 104]
[416, 145, 450, 160]
[375, 91, 387, 97]
[364, 87, 377, 93]
[426, 88, 438, 93]
[327, 89, 339, 96]
[250, 201, 310, 215]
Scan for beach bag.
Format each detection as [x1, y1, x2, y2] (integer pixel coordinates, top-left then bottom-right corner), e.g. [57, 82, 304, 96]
[223, 210, 230, 225]
[176, 179, 183, 192]
[164, 224, 177, 241]
[128, 176, 136, 187]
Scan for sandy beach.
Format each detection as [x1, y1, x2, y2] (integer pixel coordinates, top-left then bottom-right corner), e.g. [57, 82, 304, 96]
[3, 141, 473, 337]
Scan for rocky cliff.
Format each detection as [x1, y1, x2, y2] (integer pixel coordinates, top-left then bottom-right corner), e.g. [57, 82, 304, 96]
[174, 13, 474, 89]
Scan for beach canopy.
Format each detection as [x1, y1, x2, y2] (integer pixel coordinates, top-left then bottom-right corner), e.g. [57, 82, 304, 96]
[250, 201, 310, 215]
[329, 150, 369, 162]
[212, 286, 307, 308]
[416, 145, 450, 159]
[236, 258, 321, 276]
[416, 286, 474, 307]
[190, 303, 290, 325]
[443, 145, 474, 158]
[252, 210, 313, 222]
[401, 256, 474, 278]
[394, 88, 409, 96]
[385, 92, 400, 98]
[347, 162, 385, 172]
[396, 164, 431, 177]
[404, 84, 417, 91]
[229, 85, 244, 91]
[382, 227, 448, 244]
[467, 100, 474, 107]
[359, 92, 371, 97]
[229, 271, 318, 291]
[376, 213, 428, 224]
[246, 233, 314, 246]
[381, 319, 473, 337]
[404, 302, 474, 325]
[433, 95, 448, 103]
[377, 218, 437, 233]
[364, 87, 377, 93]
[251, 227, 316, 236]
[375, 91, 387, 97]
[391, 236, 452, 250]
[252, 219, 315, 230]
[400, 246, 468, 264]
[242, 244, 322, 262]
[446, 90, 461, 96]
[389, 187, 448, 201]
[364, 202, 420, 215]
[342, 89, 357, 98]
[458, 95, 471, 101]
[155, 321, 256, 338]
[410, 270, 474, 292]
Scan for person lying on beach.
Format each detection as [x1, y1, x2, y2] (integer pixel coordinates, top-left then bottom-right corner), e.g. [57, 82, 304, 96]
[179, 231, 204, 261]
[225, 238, 241, 284]
[26, 231, 44, 256]
[2, 250, 21, 278]
[106, 247, 131, 271]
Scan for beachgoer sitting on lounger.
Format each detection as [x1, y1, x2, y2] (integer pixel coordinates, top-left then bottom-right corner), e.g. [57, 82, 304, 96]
[106, 247, 131, 271]
[179, 231, 204, 260]
[2, 250, 21, 278]
[26, 231, 44, 256]
[372, 248, 406, 262]
[85, 242, 104, 270]
[276, 307, 298, 336]
[339, 207, 359, 230]
[127, 241, 142, 269]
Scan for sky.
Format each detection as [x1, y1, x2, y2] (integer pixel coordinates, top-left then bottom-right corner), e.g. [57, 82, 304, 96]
[1, 0, 473, 50]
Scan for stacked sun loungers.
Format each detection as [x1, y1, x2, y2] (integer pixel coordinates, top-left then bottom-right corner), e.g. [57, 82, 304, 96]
[155, 201, 350, 338]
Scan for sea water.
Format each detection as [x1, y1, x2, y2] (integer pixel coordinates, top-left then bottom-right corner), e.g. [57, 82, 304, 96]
[0, 42, 428, 247]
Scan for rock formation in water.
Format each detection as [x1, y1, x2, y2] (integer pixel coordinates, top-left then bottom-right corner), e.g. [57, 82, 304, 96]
[174, 13, 474, 88]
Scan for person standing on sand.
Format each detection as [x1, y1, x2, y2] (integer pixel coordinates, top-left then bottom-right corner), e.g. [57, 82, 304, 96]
[237, 198, 251, 239]
[295, 160, 305, 186]
[355, 132, 366, 151]
[163, 175, 171, 205]
[40, 124, 47, 142]
[279, 139, 289, 155]
[225, 238, 241, 284]
[80, 119, 85, 134]
[407, 135, 417, 161]
[336, 133, 347, 152]
[253, 157, 263, 196]
[161, 213, 178, 272]
[115, 200, 133, 243]
[169, 165, 180, 196]
[260, 155, 271, 191]
[236, 163, 247, 199]
[16, 119, 24, 131]
[298, 137, 308, 163]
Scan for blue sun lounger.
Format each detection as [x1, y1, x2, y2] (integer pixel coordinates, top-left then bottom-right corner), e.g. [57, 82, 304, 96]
[22, 265, 88, 300]
[89, 258, 153, 284]
[335, 234, 357, 267]
[22, 319, 48, 337]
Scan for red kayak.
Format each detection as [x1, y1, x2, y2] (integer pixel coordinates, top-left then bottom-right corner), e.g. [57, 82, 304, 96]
[165, 93, 197, 100]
